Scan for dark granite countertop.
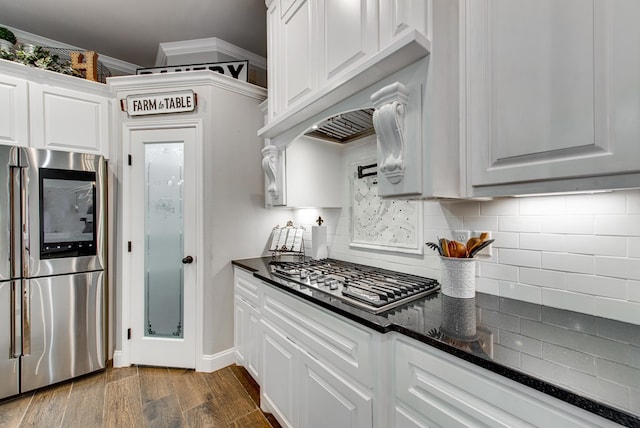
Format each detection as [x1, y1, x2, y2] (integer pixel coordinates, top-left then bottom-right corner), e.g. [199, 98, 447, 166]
[232, 256, 640, 427]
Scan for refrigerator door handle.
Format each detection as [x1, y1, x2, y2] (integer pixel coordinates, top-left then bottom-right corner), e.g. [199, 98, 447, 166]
[20, 168, 30, 278]
[22, 281, 30, 356]
[10, 166, 21, 279]
[10, 281, 20, 358]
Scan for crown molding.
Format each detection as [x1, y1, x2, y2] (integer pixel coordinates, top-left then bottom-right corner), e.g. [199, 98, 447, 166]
[108, 69, 267, 101]
[155, 37, 267, 70]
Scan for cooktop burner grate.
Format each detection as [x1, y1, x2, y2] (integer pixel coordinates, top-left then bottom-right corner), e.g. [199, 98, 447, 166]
[269, 259, 439, 314]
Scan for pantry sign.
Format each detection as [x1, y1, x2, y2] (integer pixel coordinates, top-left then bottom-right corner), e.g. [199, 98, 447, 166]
[123, 90, 196, 116]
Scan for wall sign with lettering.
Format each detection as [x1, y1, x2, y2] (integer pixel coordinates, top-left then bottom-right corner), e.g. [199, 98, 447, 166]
[123, 90, 196, 116]
[136, 60, 248, 82]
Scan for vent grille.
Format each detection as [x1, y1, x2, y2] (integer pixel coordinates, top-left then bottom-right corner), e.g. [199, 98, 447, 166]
[305, 109, 375, 143]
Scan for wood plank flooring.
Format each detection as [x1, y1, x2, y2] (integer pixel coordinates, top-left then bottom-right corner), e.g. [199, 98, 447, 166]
[0, 364, 281, 428]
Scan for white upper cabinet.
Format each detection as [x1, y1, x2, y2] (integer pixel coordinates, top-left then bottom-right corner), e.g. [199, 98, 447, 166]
[465, 0, 640, 196]
[282, 0, 315, 110]
[29, 83, 110, 156]
[0, 59, 111, 157]
[0, 72, 28, 147]
[317, 0, 378, 84]
[379, 0, 429, 48]
[261, 0, 431, 139]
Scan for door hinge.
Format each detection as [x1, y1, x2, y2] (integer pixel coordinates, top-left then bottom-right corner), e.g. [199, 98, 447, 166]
[128, 154, 132, 166]
[127, 241, 132, 252]
[127, 328, 131, 340]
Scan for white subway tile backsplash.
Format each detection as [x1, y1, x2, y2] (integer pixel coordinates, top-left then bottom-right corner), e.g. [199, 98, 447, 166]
[541, 289, 597, 316]
[595, 256, 640, 281]
[542, 252, 594, 274]
[630, 281, 640, 303]
[462, 216, 498, 233]
[492, 231, 519, 249]
[322, 175, 640, 326]
[629, 237, 640, 258]
[478, 261, 518, 282]
[520, 233, 566, 252]
[565, 235, 626, 257]
[591, 298, 640, 325]
[425, 215, 460, 230]
[499, 249, 541, 268]
[566, 192, 627, 215]
[423, 201, 447, 216]
[476, 276, 499, 294]
[479, 198, 519, 216]
[627, 190, 640, 214]
[500, 216, 541, 233]
[519, 196, 566, 215]
[444, 200, 480, 217]
[519, 267, 567, 289]
[595, 215, 640, 236]
[564, 273, 627, 299]
[498, 281, 542, 304]
[541, 216, 594, 234]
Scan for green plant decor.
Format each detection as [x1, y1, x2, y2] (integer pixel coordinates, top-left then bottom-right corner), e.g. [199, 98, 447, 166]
[0, 45, 80, 76]
[0, 27, 17, 45]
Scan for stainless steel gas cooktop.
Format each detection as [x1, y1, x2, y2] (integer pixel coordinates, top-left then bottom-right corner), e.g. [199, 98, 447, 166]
[269, 259, 440, 314]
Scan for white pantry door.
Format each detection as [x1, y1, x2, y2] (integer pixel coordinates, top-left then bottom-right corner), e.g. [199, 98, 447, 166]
[129, 126, 197, 368]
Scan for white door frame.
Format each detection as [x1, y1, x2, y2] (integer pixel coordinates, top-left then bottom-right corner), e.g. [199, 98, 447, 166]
[115, 118, 205, 370]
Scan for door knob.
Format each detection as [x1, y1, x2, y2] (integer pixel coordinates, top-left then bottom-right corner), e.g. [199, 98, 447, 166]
[182, 256, 193, 264]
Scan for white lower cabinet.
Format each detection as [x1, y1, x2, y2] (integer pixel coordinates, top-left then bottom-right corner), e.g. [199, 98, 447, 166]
[234, 268, 262, 382]
[260, 317, 374, 428]
[234, 296, 261, 381]
[392, 335, 620, 428]
[298, 348, 373, 428]
[261, 318, 299, 428]
[234, 267, 622, 428]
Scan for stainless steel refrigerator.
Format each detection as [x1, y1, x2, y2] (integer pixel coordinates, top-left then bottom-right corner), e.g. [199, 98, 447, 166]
[0, 146, 106, 400]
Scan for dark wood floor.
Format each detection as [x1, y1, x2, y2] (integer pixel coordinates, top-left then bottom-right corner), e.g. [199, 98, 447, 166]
[0, 364, 281, 428]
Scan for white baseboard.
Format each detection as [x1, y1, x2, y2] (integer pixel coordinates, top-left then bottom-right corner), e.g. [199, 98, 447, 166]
[197, 348, 236, 373]
[112, 348, 234, 372]
[112, 350, 130, 368]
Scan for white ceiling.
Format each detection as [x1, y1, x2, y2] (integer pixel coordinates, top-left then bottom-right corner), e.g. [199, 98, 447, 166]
[0, 0, 267, 68]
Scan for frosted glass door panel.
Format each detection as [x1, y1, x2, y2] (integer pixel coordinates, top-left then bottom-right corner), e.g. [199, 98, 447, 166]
[144, 142, 184, 338]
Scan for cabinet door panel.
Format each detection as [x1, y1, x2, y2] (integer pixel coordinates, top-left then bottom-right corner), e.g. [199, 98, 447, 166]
[0, 75, 28, 147]
[234, 296, 249, 366]
[29, 84, 109, 156]
[247, 305, 261, 381]
[379, 0, 429, 48]
[283, 0, 314, 107]
[262, 286, 375, 388]
[299, 350, 373, 428]
[394, 336, 616, 428]
[468, 0, 640, 189]
[261, 319, 298, 428]
[321, 0, 377, 80]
